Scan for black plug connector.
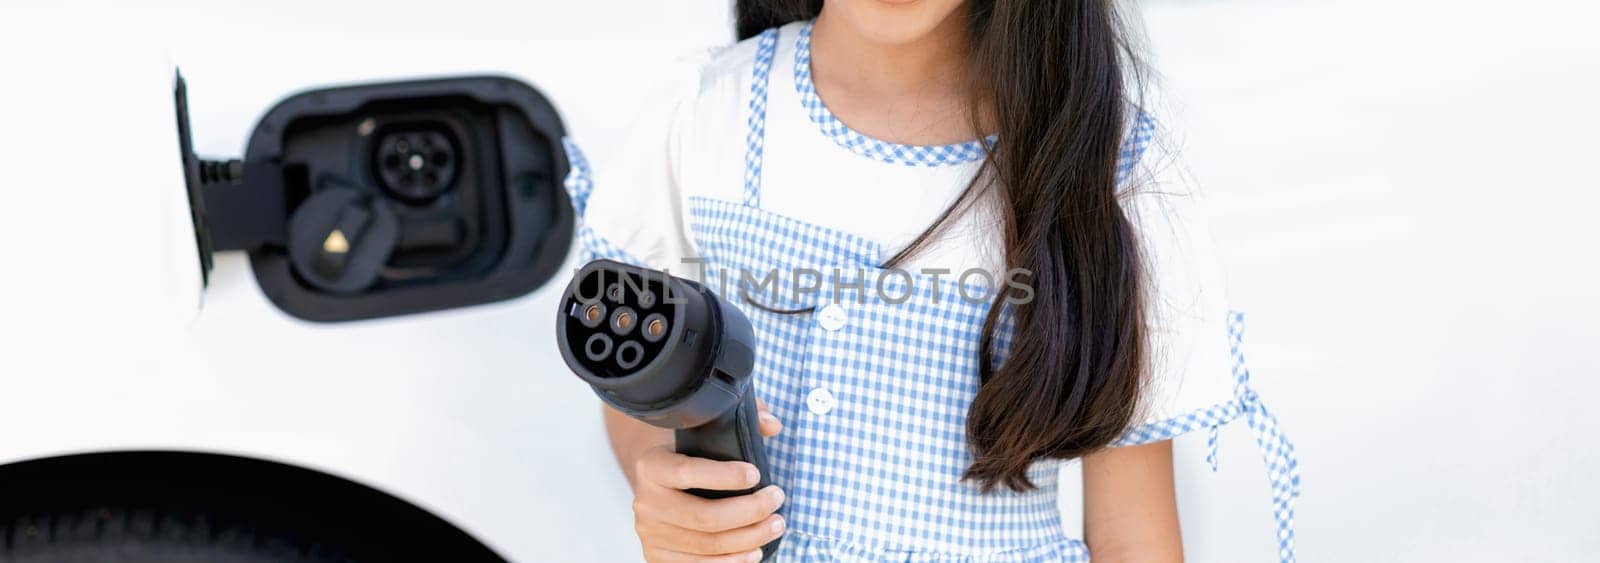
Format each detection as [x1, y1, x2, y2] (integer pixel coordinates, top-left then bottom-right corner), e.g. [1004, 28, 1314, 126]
[556, 259, 781, 559]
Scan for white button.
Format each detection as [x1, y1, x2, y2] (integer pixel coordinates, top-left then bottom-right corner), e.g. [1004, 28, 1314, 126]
[806, 387, 836, 415]
[816, 304, 847, 331]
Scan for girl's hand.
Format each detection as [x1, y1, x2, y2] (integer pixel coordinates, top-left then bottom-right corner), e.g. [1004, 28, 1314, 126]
[631, 399, 784, 562]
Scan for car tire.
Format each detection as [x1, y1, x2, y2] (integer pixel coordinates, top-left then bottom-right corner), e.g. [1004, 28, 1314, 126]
[1, 505, 354, 563]
[0, 453, 506, 563]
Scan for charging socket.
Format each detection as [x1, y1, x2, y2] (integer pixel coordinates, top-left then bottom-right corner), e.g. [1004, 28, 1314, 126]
[176, 72, 574, 322]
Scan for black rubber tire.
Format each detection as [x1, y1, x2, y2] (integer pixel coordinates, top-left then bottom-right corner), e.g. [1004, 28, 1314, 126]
[0, 505, 355, 563]
[0, 453, 506, 563]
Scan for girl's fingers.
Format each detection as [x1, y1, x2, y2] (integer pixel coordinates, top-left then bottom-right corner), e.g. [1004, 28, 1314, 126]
[643, 547, 765, 563]
[758, 411, 782, 438]
[637, 446, 761, 491]
[755, 397, 781, 437]
[638, 485, 786, 533]
[643, 513, 785, 556]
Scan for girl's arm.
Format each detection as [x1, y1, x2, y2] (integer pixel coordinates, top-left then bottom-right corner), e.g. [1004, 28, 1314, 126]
[1083, 440, 1184, 562]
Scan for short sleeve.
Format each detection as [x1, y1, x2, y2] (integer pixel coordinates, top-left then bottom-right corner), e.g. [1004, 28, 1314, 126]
[1113, 119, 1240, 444]
[1110, 118, 1303, 562]
[562, 53, 710, 278]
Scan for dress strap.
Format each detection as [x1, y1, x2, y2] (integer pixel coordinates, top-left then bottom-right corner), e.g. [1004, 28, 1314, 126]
[742, 28, 780, 208]
[561, 136, 643, 265]
[1224, 312, 1303, 563]
[562, 137, 594, 217]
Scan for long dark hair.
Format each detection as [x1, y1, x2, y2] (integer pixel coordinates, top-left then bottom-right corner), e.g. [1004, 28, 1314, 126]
[736, 0, 1149, 492]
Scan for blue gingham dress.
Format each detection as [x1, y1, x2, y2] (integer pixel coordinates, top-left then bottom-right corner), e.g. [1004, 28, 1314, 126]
[564, 23, 1300, 563]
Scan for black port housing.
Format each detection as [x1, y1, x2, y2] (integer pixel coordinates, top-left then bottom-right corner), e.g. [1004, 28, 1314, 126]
[178, 73, 574, 322]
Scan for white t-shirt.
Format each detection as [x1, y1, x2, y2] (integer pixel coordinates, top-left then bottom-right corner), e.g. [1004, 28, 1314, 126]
[578, 23, 1235, 432]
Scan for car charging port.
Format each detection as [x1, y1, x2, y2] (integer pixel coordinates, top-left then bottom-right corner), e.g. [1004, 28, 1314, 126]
[373, 127, 460, 203]
[175, 73, 575, 322]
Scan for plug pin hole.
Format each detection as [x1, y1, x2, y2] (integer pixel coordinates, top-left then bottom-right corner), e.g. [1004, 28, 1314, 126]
[616, 341, 645, 370]
[641, 313, 669, 343]
[577, 302, 606, 328]
[610, 306, 638, 336]
[584, 333, 614, 362]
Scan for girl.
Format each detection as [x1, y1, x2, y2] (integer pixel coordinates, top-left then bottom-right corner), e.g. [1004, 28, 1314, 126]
[565, 1, 1300, 561]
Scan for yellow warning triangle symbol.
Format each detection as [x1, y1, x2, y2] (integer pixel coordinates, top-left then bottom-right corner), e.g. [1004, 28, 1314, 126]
[323, 229, 351, 254]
